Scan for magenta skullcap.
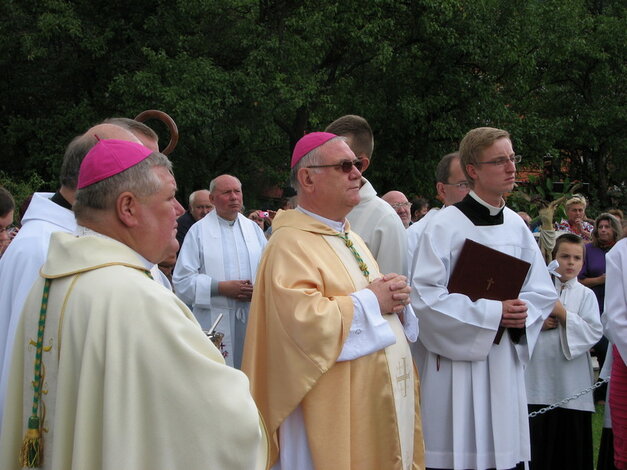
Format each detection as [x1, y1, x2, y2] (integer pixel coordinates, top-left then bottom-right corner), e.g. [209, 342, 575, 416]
[78, 139, 154, 189]
[291, 132, 337, 168]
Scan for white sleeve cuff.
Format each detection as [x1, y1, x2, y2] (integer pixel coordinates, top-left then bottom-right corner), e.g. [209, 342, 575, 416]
[337, 289, 396, 362]
[402, 305, 419, 343]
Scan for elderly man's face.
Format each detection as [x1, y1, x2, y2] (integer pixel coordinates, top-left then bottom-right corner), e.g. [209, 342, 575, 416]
[190, 191, 213, 221]
[309, 140, 362, 221]
[136, 166, 185, 263]
[383, 192, 411, 228]
[210, 176, 243, 221]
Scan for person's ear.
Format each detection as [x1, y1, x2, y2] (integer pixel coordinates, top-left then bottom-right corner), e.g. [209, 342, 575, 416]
[298, 168, 315, 192]
[465, 163, 478, 181]
[117, 192, 140, 227]
[358, 156, 370, 173]
[436, 182, 446, 200]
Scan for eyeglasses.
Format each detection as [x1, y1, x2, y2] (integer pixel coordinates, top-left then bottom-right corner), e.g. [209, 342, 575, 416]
[443, 181, 470, 190]
[307, 159, 364, 173]
[474, 155, 522, 166]
[390, 202, 411, 209]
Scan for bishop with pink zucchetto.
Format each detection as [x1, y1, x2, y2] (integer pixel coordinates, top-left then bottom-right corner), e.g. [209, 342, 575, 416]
[243, 132, 425, 470]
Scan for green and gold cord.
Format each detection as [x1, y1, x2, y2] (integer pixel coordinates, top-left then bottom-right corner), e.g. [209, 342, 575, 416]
[337, 232, 370, 279]
[20, 278, 52, 468]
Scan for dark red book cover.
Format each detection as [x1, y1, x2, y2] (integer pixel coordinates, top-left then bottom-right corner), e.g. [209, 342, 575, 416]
[447, 239, 531, 344]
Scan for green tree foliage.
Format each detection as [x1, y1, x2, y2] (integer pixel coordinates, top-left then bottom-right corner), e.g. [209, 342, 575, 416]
[0, 0, 624, 211]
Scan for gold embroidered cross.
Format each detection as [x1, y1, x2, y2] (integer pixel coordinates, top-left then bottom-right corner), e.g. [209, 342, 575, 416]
[396, 357, 410, 397]
[486, 278, 495, 291]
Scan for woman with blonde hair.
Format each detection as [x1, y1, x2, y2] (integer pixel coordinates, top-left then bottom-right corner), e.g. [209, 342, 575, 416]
[555, 195, 594, 241]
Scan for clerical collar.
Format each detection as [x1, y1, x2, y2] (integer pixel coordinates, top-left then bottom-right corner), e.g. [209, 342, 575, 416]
[469, 191, 505, 215]
[454, 192, 505, 226]
[75, 225, 154, 271]
[217, 215, 238, 227]
[297, 206, 345, 233]
[50, 191, 72, 210]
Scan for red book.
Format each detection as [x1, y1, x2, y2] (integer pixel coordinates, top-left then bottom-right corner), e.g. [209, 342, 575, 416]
[447, 239, 531, 344]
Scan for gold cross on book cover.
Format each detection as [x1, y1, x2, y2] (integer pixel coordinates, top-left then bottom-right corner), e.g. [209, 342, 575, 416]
[447, 238, 531, 344]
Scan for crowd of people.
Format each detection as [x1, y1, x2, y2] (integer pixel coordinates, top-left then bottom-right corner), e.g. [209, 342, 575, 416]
[0, 114, 625, 470]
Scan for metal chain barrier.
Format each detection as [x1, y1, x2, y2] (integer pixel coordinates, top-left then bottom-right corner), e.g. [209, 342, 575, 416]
[528, 377, 610, 418]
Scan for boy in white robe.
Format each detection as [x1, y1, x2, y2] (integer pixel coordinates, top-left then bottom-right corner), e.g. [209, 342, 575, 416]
[525, 233, 602, 470]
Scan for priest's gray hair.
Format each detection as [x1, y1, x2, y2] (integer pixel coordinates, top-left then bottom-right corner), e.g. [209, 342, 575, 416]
[74, 152, 172, 221]
[289, 136, 346, 193]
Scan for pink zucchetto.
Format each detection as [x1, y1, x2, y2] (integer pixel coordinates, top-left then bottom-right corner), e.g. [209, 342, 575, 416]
[78, 139, 154, 189]
[290, 132, 337, 168]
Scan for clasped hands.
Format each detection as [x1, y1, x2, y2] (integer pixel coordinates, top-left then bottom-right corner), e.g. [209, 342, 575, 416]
[367, 273, 410, 315]
[501, 299, 528, 329]
[219, 279, 254, 301]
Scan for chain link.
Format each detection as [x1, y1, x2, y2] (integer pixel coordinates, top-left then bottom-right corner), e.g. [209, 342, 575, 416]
[528, 377, 610, 418]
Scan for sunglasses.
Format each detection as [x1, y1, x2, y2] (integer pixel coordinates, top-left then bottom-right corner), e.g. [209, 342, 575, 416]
[306, 159, 364, 173]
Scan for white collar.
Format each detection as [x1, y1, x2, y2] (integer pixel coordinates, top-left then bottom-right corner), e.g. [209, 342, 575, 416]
[296, 206, 346, 233]
[217, 214, 238, 227]
[469, 190, 505, 216]
[555, 276, 577, 291]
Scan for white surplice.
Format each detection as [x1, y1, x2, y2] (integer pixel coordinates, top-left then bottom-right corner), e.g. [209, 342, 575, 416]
[407, 207, 440, 282]
[525, 277, 602, 412]
[603, 239, 627, 362]
[172, 210, 266, 368]
[347, 177, 408, 276]
[410, 193, 557, 470]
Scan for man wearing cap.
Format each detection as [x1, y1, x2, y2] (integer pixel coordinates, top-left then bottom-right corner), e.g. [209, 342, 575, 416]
[173, 175, 266, 369]
[0, 122, 151, 431]
[242, 132, 424, 470]
[325, 115, 408, 276]
[0, 140, 266, 470]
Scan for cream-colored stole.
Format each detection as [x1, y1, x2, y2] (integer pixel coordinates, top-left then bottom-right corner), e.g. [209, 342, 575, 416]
[324, 232, 415, 470]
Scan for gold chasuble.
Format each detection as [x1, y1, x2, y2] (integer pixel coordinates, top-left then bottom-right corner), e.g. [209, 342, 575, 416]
[242, 209, 424, 470]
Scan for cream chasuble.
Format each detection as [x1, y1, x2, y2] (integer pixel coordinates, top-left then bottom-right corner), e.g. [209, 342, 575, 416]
[242, 209, 424, 470]
[0, 232, 266, 470]
[324, 233, 415, 470]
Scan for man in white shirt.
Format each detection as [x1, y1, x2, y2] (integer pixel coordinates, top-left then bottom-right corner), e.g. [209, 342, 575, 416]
[173, 174, 266, 368]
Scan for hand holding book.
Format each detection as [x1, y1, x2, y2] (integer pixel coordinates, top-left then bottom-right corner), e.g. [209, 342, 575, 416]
[501, 299, 527, 329]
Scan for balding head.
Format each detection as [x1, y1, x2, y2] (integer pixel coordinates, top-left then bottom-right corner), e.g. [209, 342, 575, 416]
[104, 118, 159, 152]
[209, 175, 243, 221]
[189, 189, 213, 221]
[382, 190, 411, 228]
[60, 124, 141, 192]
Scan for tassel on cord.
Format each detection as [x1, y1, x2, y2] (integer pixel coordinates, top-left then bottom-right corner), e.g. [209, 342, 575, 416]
[19, 416, 42, 467]
[20, 278, 52, 467]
